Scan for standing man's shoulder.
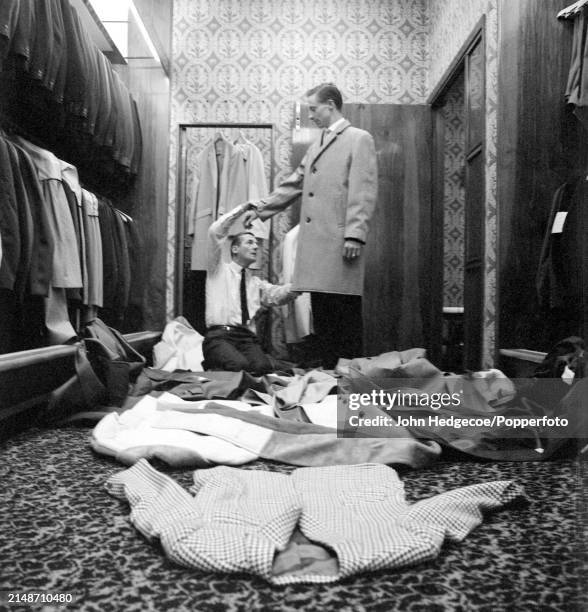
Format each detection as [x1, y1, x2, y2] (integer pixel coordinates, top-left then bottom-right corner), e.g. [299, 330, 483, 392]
[344, 124, 375, 142]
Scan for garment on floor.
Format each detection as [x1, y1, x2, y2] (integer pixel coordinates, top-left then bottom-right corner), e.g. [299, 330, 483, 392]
[131, 368, 266, 401]
[106, 459, 524, 584]
[271, 369, 337, 413]
[93, 395, 258, 467]
[92, 392, 441, 469]
[343, 347, 441, 385]
[152, 316, 204, 372]
[339, 346, 588, 461]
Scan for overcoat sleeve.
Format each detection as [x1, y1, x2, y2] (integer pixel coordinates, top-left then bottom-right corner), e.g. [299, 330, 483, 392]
[344, 131, 377, 244]
[255, 155, 306, 221]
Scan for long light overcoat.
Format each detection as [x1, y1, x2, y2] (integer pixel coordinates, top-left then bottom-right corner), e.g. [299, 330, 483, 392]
[257, 120, 377, 295]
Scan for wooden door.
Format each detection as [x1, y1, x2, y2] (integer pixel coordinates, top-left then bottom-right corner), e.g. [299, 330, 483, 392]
[463, 34, 486, 370]
[429, 20, 486, 372]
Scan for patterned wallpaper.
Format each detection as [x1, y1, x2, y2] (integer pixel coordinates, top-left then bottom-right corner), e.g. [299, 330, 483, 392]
[441, 80, 465, 308]
[428, 0, 495, 93]
[167, 0, 500, 365]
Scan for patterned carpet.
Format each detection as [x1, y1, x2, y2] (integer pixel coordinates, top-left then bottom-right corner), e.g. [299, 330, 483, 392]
[0, 426, 586, 612]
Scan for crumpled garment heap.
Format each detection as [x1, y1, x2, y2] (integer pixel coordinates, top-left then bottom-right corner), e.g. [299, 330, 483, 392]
[92, 392, 441, 468]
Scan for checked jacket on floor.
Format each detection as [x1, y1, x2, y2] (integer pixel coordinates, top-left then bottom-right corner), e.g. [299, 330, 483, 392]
[106, 459, 523, 584]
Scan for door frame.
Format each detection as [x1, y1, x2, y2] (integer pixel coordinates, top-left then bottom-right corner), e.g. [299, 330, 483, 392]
[427, 17, 486, 370]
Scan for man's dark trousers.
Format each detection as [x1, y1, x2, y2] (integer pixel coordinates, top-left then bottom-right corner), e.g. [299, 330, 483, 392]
[310, 292, 363, 369]
[203, 326, 273, 374]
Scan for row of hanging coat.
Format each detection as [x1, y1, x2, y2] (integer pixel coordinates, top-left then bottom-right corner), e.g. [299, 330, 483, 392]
[0, 132, 141, 354]
[0, 0, 142, 182]
[187, 131, 270, 271]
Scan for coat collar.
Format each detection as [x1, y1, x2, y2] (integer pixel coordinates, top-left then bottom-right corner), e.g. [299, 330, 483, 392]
[311, 119, 350, 165]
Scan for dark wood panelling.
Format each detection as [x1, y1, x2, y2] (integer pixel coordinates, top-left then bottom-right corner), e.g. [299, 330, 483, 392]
[346, 104, 432, 356]
[463, 35, 485, 371]
[112, 8, 172, 332]
[463, 150, 485, 369]
[497, 0, 588, 352]
[429, 111, 446, 365]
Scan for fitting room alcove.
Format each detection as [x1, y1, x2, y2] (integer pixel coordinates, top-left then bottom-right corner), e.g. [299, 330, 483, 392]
[173, 16, 486, 366]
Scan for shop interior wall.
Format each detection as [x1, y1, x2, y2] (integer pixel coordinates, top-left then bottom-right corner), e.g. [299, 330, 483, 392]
[497, 0, 588, 353]
[168, 0, 431, 355]
[113, 4, 172, 332]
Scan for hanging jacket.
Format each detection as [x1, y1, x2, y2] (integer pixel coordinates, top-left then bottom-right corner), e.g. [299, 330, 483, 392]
[536, 179, 584, 311]
[188, 138, 248, 271]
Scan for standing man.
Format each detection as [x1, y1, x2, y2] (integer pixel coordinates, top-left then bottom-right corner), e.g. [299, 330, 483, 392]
[203, 203, 298, 374]
[244, 83, 378, 369]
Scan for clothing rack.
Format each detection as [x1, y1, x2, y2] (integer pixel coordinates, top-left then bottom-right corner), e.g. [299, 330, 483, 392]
[1, 125, 133, 225]
[0, 113, 51, 151]
[175, 122, 275, 316]
[557, 0, 588, 19]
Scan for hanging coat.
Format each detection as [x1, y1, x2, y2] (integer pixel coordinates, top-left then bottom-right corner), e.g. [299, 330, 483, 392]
[256, 120, 377, 295]
[231, 140, 269, 240]
[188, 138, 247, 271]
[281, 224, 312, 343]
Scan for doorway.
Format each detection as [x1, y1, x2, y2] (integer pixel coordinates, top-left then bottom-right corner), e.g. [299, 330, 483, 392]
[430, 19, 486, 372]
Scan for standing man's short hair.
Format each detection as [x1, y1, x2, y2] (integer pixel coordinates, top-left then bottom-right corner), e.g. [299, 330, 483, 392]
[306, 83, 343, 110]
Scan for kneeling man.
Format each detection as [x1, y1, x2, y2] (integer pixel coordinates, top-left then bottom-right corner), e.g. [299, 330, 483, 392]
[203, 203, 298, 374]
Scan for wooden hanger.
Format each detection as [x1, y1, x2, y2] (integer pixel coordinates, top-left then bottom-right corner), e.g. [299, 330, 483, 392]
[234, 129, 248, 145]
[558, 0, 588, 19]
[115, 208, 133, 223]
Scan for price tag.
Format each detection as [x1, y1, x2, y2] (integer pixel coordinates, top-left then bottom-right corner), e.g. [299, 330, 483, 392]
[562, 364, 575, 385]
[551, 211, 568, 234]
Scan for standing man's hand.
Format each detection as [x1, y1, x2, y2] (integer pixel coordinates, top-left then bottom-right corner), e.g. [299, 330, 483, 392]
[242, 208, 259, 228]
[343, 239, 362, 261]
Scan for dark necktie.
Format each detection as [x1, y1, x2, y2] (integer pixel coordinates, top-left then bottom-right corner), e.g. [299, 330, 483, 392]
[240, 268, 249, 326]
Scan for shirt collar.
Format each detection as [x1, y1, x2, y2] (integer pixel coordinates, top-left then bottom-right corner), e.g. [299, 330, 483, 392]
[229, 260, 246, 275]
[327, 117, 346, 133]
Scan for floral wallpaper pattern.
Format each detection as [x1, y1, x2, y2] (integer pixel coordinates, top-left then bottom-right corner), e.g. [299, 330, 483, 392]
[168, 0, 499, 365]
[441, 80, 466, 308]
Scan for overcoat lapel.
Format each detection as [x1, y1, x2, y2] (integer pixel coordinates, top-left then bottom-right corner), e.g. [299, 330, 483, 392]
[309, 120, 351, 166]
